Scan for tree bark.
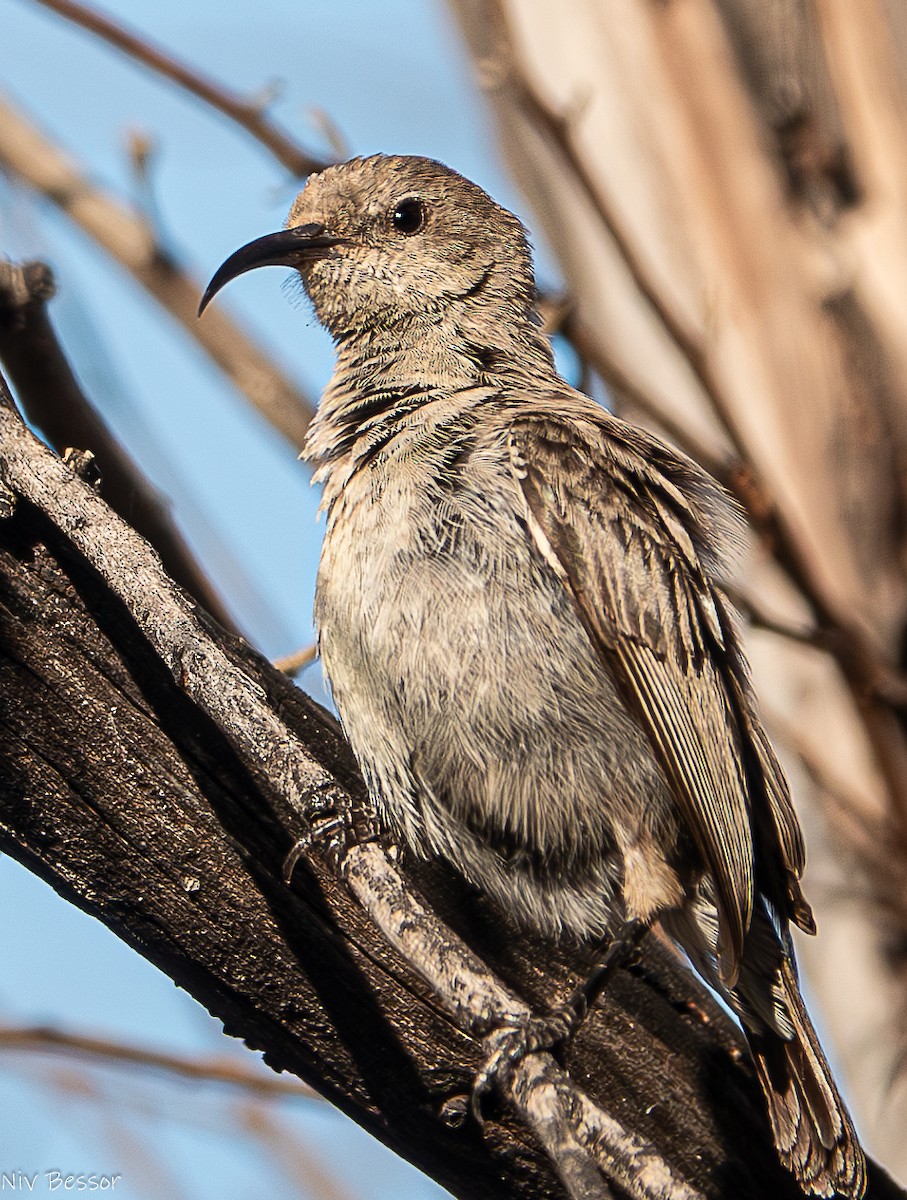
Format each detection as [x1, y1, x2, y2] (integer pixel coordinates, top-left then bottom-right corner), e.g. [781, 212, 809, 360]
[0, 381, 903, 1199]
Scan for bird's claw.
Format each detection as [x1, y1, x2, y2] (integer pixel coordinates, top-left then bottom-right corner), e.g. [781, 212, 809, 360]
[283, 808, 354, 883]
[471, 1005, 579, 1124]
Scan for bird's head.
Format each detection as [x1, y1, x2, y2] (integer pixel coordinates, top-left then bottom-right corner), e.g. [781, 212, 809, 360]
[199, 154, 537, 344]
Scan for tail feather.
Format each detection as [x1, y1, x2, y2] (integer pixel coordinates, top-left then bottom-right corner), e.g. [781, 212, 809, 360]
[746, 959, 866, 1199]
[664, 896, 866, 1198]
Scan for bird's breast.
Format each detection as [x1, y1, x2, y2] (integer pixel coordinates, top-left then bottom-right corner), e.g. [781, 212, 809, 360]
[312, 440, 673, 884]
[314, 448, 553, 716]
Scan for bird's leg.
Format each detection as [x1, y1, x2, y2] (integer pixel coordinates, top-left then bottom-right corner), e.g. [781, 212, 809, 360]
[563, 917, 649, 1024]
[472, 919, 649, 1121]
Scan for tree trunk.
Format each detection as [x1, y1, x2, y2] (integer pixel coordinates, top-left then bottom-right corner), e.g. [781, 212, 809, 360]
[448, 0, 907, 1175]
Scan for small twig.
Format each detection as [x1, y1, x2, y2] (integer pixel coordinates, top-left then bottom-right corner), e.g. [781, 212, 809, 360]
[240, 1106, 360, 1200]
[27, 0, 329, 178]
[274, 643, 318, 677]
[768, 699, 907, 880]
[513, 78, 734, 451]
[0, 1023, 320, 1101]
[0, 91, 315, 451]
[126, 128, 169, 252]
[723, 585, 824, 649]
[307, 107, 352, 162]
[560, 308, 736, 479]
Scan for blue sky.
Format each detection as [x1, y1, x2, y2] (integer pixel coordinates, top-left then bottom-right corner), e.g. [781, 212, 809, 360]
[0, 3, 562, 1196]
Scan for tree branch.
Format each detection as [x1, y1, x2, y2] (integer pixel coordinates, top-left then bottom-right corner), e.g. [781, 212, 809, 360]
[0, 92, 314, 450]
[0, 1023, 320, 1100]
[0, 258, 236, 630]
[26, 0, 330, 178]
[1, 373, 903, 1197]
[274, 643, 319, 677]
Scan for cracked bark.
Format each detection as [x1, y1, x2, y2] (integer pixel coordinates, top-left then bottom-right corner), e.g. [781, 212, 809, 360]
[0, 383, 903, 1199]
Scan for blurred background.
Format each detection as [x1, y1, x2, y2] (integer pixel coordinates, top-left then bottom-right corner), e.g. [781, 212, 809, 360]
[3, 0, 907, 1195]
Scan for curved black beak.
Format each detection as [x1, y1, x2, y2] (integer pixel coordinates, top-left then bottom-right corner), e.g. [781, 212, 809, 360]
[198, 223, 344, 316]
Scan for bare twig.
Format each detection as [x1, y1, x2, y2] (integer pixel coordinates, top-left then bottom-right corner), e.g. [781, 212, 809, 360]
[0, 92, 314, 451]
[513, 79, 731, 451]
[126, 128, 168, 251]
[722, 585, 824, 649]
[561, 309, 736, 480]
[274, 643, 318, 677]
[0, 1023, 320, 1100]
[240, 1106, 360, 1200]
[307, 108, 352, 163]
[26, 0, 329, 178]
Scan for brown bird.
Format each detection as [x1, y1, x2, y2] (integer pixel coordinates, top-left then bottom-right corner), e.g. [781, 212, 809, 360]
[201, 154, 866, 1198]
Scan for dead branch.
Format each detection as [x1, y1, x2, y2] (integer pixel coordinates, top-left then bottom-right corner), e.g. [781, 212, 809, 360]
[0, 91, 314, 450]
[4, 371, 903, 1197]
[717, 0, 859, 215]
[0, 258, 235, 629]
[238, 1106, 360, 1200]
[27, 0, 330, 178]
[0, 1023, 320, 1100]
[274, 643, 319, 678]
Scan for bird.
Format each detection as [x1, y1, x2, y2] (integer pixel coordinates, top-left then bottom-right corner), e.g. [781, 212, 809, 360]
[200, 153, 866, 1198]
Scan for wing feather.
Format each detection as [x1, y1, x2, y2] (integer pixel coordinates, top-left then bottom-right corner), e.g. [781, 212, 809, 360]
[509, 404, 807, 982]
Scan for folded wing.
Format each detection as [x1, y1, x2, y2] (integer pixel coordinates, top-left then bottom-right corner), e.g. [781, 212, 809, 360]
[508, 402, 811, 984]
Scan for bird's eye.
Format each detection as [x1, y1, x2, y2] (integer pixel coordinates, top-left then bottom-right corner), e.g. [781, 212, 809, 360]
[391, 197, 426, 235]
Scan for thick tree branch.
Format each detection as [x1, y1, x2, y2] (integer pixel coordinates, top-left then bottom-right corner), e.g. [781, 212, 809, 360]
[0, 373, 690, 1200]
[1, 376, 903, 1197]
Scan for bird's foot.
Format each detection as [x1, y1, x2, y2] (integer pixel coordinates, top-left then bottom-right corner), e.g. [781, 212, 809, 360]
[283, 786, 391, 883]
[469, 921, 650, 1123]
[471, 1003, 581, 1123]
[283, 797, 359, 882]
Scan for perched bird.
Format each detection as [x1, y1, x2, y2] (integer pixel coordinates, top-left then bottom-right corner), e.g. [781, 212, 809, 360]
[200, 154, 866, 1197]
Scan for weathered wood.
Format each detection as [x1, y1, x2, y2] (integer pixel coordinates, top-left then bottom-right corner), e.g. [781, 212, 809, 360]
[2, 394, 903, 1197]
[716, 0, 859, 211]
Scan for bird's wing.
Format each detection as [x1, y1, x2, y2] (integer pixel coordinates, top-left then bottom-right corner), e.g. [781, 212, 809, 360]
[508, 403, 808, 985]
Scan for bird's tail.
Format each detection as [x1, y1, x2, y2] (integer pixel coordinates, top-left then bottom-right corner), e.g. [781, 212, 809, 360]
[743, 956, 866, 1199]
[666, 896, 866, 1198]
